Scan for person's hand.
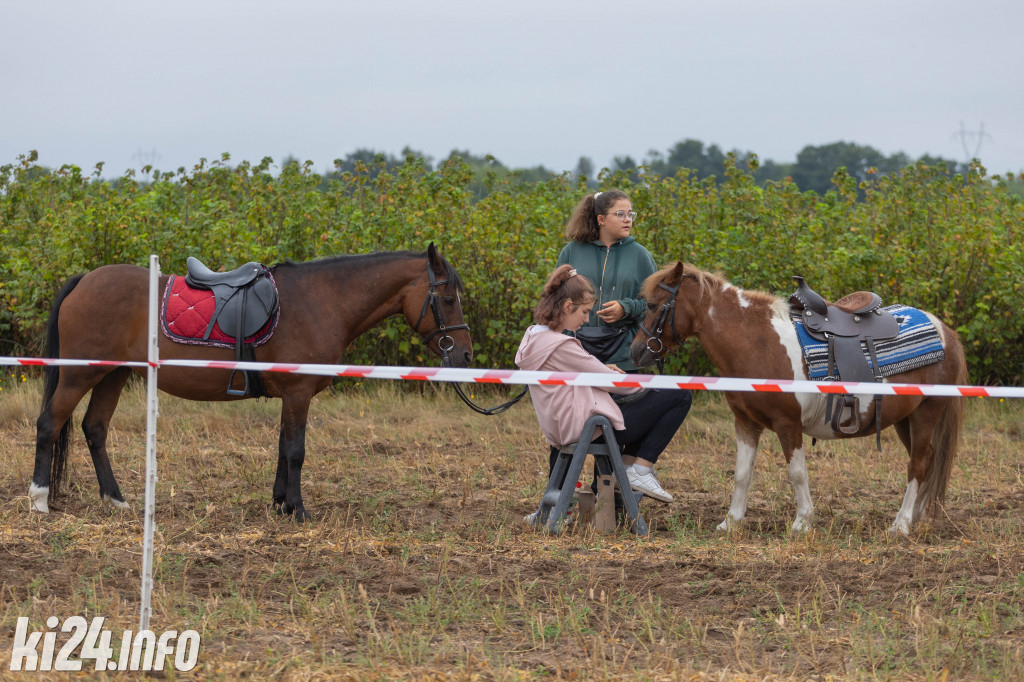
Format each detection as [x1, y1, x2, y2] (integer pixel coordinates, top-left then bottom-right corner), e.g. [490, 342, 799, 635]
[597, 300, 624, 323]
[605, 363, 625, 374]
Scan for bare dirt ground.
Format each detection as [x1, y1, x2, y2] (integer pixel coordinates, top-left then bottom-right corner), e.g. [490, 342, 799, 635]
[1, 379, 1022, 680]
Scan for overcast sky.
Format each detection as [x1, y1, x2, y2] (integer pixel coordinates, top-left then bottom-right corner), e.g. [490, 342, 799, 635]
[3, 0, 1022, 178]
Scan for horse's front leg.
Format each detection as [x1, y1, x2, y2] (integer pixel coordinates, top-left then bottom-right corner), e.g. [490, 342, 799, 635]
[717, 419, 764, 532]
[276, 394, 313, 522]
[777, 426, 813, 532]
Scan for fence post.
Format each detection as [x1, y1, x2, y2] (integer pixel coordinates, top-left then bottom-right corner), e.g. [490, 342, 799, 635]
[140, 255, 160, 632]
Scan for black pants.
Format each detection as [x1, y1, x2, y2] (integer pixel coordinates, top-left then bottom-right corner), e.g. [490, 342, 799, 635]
[547, 388, 693, 476]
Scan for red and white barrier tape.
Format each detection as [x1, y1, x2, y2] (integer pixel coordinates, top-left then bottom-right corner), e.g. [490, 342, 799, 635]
[2, 355, 1021, 399]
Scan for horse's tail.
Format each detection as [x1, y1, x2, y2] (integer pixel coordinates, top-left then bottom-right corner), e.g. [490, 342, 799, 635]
[43, 274, 85, 498]
[920, 323, 968, 516]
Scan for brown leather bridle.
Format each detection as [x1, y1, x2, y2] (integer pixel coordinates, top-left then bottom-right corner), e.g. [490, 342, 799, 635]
[413, 259, 470, 365]
[638, 277, 686, 356]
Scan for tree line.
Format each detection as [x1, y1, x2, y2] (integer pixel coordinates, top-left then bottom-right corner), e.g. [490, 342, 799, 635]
[315, 138, 976, 198]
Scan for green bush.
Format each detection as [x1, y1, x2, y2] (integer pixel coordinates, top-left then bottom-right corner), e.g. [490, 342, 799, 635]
[2, 151, 1021, 384]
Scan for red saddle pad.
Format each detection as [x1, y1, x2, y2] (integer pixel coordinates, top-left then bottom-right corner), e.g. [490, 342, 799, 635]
[161, 275, 277, 348]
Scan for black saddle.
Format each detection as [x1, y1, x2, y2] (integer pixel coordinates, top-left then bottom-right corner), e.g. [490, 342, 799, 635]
[790, 276, 899, 448]
[186, 257, 266, 289]
[185, 257, 279, 396]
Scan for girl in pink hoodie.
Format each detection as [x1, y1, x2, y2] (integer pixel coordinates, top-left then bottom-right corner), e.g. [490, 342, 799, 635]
[515, 265, 691, 509]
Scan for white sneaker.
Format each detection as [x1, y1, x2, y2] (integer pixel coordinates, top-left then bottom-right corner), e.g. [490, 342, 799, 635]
[626, 466, 674, 503]
[523, 511, 540, 526]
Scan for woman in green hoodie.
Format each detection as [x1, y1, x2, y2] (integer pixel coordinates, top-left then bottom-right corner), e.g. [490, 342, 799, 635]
[556, 189, 656, 372]
[540, 190, 688, 508]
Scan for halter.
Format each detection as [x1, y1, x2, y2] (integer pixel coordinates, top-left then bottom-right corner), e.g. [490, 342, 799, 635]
[414, 259, 470, 365]
[638, 277, 686, 356]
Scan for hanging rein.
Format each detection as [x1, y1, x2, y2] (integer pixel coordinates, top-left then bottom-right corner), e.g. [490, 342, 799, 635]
[415, 261, 527, 416]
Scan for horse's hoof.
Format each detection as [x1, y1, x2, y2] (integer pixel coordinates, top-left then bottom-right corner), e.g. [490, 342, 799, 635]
[887, 522, 911, 537]
[273, 501, 310, 522]
[28, 484, 50, 513]
[102, 494, 129, 510]
[790, 517, 813, 533]
[715, 517, 741, 533]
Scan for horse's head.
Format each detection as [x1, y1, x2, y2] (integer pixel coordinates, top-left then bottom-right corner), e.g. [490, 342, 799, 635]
[630, 261, 706, 367]
[407, 243, 473, 368]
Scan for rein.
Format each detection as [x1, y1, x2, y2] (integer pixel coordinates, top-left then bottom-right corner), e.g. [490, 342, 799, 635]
[416, 260, 527, 416]
[450, 382, 528, 416]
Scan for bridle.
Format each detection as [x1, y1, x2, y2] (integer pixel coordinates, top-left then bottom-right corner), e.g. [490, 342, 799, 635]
[638, 276, 686, 357]
[413, 259, 470, 364]
[415, 259, 527, 415]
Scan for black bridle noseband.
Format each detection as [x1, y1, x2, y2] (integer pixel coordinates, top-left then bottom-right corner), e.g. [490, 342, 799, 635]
[638, 277, 685, 357]
[415, 260, 526, 416]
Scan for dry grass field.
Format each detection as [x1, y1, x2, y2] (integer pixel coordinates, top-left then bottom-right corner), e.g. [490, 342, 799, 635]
[1, 376, 1022, 680]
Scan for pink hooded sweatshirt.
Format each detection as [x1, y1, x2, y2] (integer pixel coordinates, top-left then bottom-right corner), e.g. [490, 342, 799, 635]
[514, 325, 640, 448]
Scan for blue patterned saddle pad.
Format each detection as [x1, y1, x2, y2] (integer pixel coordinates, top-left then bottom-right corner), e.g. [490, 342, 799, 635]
[792, 304, 945, 379]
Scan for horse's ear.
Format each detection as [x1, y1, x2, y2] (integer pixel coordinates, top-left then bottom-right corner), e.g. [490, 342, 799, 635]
[427, 242, 441, 265]
[666, 261, 685, 285]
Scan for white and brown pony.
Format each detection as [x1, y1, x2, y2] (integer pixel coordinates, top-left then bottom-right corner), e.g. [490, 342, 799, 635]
[631, 262, 967, 535]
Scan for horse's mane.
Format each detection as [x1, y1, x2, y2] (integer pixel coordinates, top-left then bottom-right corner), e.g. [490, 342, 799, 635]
[641, 262, 776, 306]
[272, 250, 464, 291]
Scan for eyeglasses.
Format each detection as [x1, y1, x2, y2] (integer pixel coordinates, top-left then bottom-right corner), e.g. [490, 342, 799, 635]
[607, 210, 638, 222]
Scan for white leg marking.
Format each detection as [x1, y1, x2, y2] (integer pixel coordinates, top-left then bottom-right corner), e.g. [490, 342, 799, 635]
[102, 493, 130, 510]
[718, 438, 758, 532]
[29, 484, 50, 513]
[787, 447, 814, 532]
[889, 479, 919, 535]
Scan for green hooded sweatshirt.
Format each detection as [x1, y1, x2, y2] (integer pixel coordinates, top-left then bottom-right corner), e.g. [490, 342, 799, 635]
[556, 236, 657, 371]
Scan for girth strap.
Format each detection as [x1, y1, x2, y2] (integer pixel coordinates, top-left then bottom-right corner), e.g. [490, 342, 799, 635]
[823, 334, 887, 450]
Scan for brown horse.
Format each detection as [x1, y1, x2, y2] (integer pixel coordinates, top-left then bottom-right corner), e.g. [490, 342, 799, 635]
[29, 244, 472, 521]
[630, 262, 967, 535]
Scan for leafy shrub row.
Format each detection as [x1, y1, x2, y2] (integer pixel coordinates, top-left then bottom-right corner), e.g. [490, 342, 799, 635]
[2, 151, 1021, 384]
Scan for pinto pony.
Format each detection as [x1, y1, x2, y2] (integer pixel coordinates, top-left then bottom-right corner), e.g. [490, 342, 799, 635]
[631, 262, 967, 535]
[30, 245, 472, 521]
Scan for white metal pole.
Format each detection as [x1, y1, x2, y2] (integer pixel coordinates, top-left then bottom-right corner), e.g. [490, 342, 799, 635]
[140, 255, 160, 632]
